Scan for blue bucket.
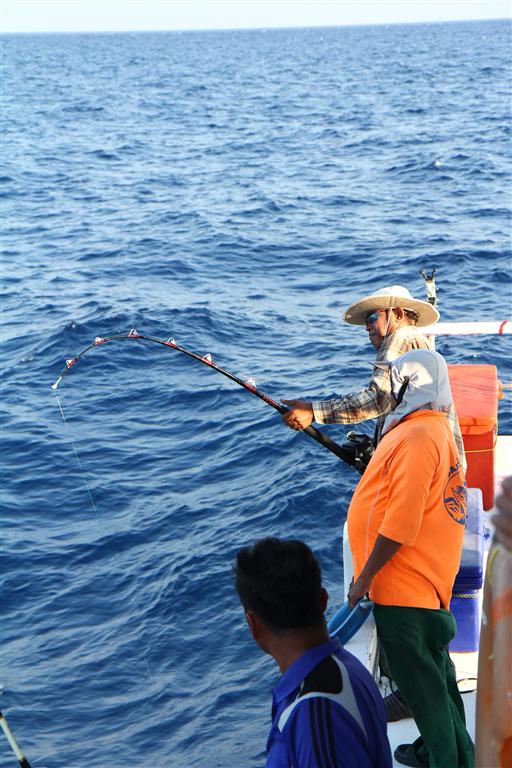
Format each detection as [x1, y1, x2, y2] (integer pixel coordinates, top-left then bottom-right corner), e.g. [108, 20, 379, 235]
[450, 591, 479, 652]
[328, 599, 374, 644]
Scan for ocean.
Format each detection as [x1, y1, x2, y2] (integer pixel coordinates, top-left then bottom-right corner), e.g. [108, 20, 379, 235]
[1, 20, 511, 767]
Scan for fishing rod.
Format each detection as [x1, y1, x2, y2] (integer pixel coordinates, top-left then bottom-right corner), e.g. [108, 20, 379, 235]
[0, 710, 32, 768]
[51, 330, 365, 470]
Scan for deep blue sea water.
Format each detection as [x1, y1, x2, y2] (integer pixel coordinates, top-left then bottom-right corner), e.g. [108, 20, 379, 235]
[1, 20, 511, 767]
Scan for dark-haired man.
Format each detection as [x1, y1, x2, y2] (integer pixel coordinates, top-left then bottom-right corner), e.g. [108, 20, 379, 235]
[234, 537, 392, 768]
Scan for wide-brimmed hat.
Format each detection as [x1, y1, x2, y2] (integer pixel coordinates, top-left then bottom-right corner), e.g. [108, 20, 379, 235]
[343, 285, 440, 327]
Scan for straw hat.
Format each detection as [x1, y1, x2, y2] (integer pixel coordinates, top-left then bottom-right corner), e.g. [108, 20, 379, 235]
[343, 285, 440, 327]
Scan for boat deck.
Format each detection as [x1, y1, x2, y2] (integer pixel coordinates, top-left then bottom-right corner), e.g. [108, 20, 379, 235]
[387, 653, 478, 765]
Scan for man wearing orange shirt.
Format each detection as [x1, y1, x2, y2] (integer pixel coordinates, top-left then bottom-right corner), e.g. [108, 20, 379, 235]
[347, 349, 474, 768]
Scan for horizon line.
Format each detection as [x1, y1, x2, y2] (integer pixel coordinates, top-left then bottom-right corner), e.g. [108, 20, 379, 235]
[2, 16, 510, 35]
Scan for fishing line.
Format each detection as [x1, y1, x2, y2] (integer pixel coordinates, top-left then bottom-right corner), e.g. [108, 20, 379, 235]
[50, 331, 370, 685]
[54, 393, 98, 516]
[55, 389, 159, 693]
[51, 330, 362, 470]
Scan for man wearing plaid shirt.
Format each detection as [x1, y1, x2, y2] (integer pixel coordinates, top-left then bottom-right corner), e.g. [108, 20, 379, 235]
[282, 285, 466, 477]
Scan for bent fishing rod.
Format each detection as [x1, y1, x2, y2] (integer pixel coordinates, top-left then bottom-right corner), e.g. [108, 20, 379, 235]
[51, 330, 363, 470]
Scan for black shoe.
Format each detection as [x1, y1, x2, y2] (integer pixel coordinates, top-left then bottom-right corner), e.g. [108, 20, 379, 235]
[394, 743, 429, 767]
[383, 688, 412, 722]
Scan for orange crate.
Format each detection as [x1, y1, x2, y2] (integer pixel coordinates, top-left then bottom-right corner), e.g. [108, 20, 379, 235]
[448, 365, 499, 510]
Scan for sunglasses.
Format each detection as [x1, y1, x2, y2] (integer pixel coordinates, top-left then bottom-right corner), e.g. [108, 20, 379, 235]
[365, 310, 386, 325]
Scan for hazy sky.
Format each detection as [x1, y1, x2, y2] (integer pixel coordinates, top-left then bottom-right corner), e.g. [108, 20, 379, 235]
[2, 0, 511, 34]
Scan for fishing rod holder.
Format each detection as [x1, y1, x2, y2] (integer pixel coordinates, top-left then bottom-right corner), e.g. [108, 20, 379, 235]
[420, 267, 437, 306]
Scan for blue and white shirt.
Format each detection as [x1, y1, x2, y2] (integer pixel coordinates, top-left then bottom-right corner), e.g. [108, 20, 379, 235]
[266, 638, 392, 768]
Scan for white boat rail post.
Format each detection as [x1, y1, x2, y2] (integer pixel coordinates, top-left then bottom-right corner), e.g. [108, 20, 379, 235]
[342, 522, 354, 599]
[420, 268, 438, 349]
[342, 524, 380, 677]
[423, 321, 512, 336]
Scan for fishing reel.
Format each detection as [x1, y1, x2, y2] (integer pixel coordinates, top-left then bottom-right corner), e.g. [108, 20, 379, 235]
[340, 431, 374, 475]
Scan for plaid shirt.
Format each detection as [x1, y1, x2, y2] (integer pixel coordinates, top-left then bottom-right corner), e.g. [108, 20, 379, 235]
[312, 327, 466, 470]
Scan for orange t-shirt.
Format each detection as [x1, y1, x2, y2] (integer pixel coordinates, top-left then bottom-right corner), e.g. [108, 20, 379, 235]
[347, 410, 466, 610]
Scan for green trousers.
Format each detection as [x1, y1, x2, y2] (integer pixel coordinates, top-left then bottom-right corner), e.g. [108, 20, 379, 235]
[373, 604, 475, 768]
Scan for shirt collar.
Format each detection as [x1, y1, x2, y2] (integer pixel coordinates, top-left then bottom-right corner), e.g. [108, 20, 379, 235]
[272, 638, 342, 704]
[379, 326, 423, 351]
